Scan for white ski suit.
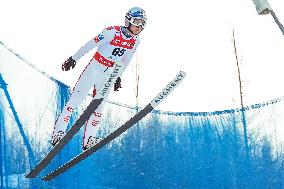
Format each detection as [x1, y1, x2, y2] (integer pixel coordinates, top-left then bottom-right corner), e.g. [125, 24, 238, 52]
[53, 26, 140, 148]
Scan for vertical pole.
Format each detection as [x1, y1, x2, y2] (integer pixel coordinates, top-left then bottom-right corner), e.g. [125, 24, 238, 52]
[232, 29, 250, 160]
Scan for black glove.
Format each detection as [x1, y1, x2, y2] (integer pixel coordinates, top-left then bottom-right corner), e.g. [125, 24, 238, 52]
[114, 77, 122, 91]
[62, 57, 76, 71]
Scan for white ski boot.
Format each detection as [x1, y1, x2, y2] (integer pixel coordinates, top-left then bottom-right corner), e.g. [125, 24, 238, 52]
[52, 131, 65, 146]
[83, 136, 102, 150]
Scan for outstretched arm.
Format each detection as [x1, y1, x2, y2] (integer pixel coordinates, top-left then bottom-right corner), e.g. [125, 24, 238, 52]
[72, 34, 103, 61]
[62, 29, 113, 71]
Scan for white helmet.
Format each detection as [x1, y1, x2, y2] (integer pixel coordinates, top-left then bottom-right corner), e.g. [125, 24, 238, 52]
[125, 7, 147, 30]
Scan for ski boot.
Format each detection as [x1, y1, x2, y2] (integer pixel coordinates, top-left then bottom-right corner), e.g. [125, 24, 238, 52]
[52, 131, 65, 146]
[83, 136, 102, 150]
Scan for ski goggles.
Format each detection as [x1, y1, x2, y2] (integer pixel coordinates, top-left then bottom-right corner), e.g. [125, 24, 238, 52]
[131, 18, 146, 28]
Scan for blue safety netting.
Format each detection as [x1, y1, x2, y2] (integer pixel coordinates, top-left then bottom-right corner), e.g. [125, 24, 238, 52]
[1, 41, 284, 189]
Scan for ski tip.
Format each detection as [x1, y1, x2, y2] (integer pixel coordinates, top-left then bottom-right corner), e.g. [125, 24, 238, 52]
[175, 70, 187, 82]
[178, 70, 187, 78]
[150, 70, 187, 108]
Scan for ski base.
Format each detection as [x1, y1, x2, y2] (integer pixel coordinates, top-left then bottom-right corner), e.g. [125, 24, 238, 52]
[42, 71, 186, 181]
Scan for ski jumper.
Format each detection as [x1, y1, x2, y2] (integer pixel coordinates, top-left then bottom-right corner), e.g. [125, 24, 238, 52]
[53, 26, 140, 147]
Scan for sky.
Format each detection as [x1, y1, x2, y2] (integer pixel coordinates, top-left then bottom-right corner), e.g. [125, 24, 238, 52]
[1, 0, 284, 112]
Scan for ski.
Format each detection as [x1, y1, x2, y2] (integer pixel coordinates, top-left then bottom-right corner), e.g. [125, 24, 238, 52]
[26, 63, 124, 178]
[42, 71, 186, 181]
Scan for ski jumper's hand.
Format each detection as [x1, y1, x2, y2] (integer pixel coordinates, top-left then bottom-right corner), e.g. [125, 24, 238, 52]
[62, 57, 76, 71]
[114, 77, 122, 91]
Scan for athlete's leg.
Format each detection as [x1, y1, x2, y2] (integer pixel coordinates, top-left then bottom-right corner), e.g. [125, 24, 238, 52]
[82, 71, 113, 150]
[52, 59, 109, 145]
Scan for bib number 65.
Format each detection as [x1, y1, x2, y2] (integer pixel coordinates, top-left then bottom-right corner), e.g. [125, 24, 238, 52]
[112, 48, 126, 56]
